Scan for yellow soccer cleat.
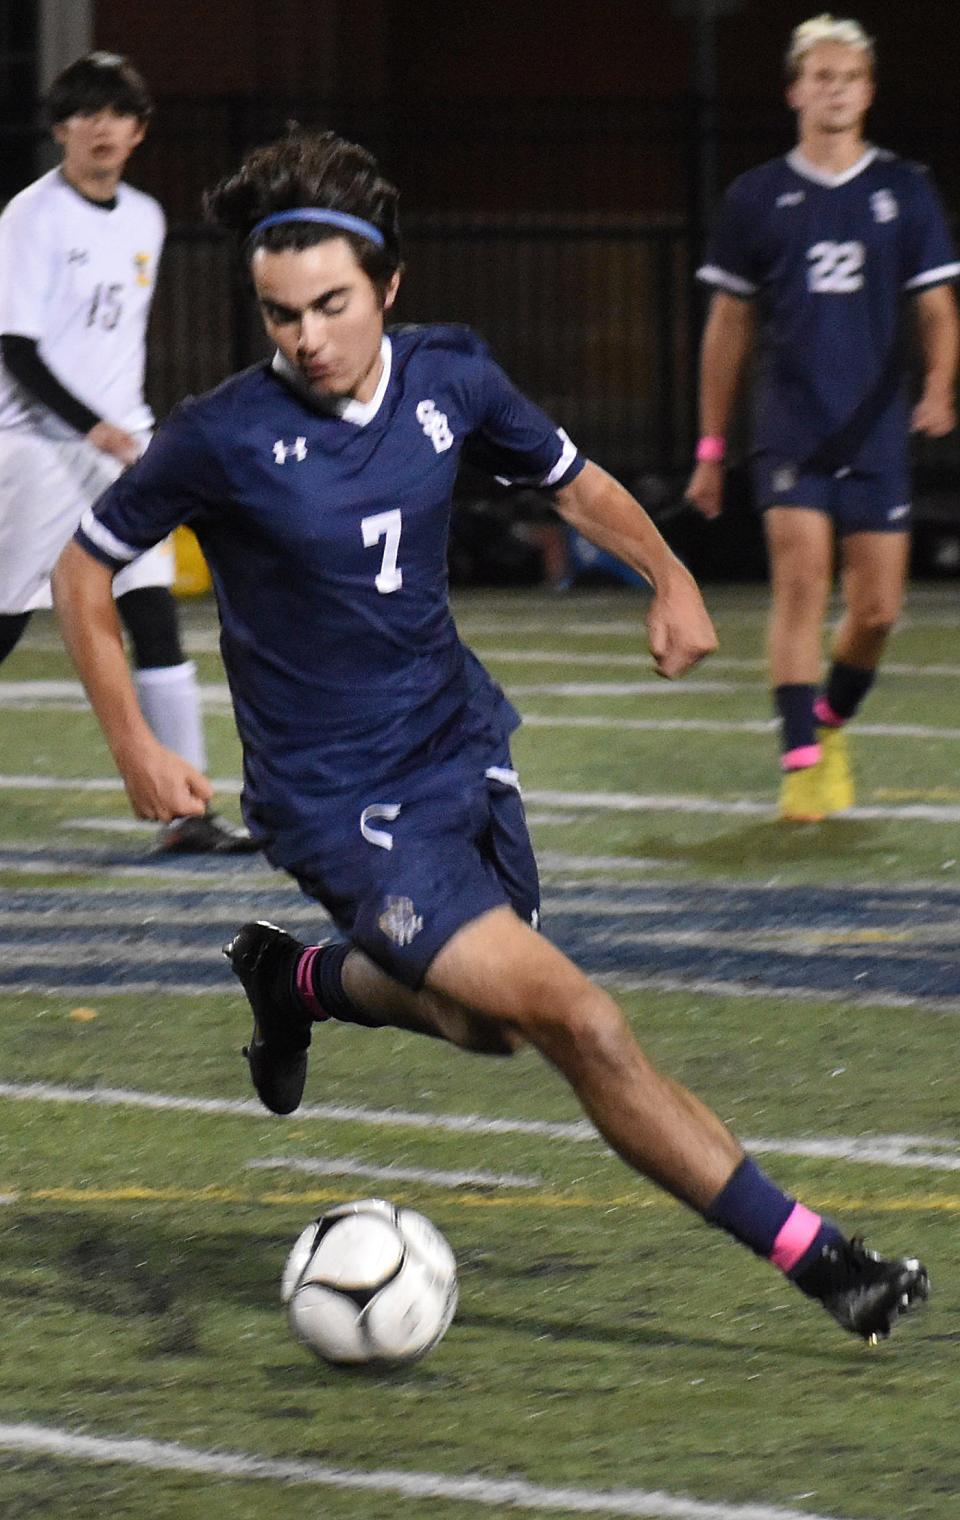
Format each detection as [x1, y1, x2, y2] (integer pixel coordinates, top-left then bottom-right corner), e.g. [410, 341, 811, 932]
[777, 727, 855, 822]
[778, 762, 827, 823]
[816, 724, 855, 813]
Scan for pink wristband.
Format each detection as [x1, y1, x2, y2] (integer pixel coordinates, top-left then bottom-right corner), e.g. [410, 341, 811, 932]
[696, 435, 726, 463]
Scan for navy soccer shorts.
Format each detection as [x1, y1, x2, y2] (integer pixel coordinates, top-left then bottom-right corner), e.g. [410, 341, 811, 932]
[284, 740, 541, 989]
[752, 454, 912, 535]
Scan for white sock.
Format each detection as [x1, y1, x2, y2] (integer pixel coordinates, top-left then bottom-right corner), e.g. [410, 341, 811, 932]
[135, 660, 207, 772]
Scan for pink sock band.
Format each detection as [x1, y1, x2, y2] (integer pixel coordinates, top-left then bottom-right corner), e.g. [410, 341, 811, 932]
[813, 695, 845, 728]
[781, 743, 821, 772]
[770, 1203, 822, 1272]
[294, 946, 327, 1019]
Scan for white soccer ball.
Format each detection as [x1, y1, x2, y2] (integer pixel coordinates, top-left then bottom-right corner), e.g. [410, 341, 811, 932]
[281, 1198, 458, 1366]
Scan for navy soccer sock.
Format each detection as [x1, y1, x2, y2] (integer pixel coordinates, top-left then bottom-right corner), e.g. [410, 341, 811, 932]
[774, 683, 819, 769]
[705, 1157, 845, 1281]
[816, 660, 876, 726]
[294, 941, 386, 1029]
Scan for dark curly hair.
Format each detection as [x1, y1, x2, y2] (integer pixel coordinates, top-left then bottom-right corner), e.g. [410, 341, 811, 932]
[204, 130, 401, 293]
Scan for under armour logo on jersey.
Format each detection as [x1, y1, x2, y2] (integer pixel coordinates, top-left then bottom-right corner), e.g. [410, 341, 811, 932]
[776, 191, 805, 208]
[416, 399, 454, 453]
[888, 503, 910, 521]
[871, 190, 899, 223]
[67, 247, 89, 265]
[273, 436, 307, 464]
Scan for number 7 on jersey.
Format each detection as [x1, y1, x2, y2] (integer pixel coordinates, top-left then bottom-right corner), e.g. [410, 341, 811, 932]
[361, 509, 403, 594]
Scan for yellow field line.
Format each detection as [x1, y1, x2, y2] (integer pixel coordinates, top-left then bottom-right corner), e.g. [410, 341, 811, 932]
[8, 1183, 960, 1215]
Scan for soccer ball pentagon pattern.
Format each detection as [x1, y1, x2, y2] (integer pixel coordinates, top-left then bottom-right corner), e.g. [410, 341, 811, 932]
[281, 1198, 458, 1366]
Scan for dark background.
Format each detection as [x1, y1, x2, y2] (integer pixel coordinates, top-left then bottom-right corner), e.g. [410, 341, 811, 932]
[3, 1, 959, 578]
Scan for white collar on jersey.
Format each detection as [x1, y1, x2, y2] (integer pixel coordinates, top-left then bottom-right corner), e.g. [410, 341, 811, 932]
[786, 145, 878, 188]
[271, 336, 392, 426]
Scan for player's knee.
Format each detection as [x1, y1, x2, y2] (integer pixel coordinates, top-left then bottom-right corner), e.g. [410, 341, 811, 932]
[776, 567, 829, 613]
[852, 605, 899, 644]
[531, 986, 630, 1071]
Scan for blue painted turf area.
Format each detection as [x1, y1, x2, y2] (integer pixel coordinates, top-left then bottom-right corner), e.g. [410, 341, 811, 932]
[2, 846, 959, 1004]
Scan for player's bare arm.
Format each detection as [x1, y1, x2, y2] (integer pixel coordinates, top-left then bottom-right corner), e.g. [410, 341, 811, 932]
[911, 283, 959, 437]
[87, 419, 143, 466]
[553, 460, 718, 678]
[686, 291, 754, 519]
[51, 539, 212, 821]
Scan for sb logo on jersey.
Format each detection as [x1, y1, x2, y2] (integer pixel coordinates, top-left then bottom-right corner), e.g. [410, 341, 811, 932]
[416, 399, 454, 453]
[133, 252, 152, 287]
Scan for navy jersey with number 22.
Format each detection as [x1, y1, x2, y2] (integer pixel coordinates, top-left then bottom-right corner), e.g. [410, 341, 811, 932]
[698, 148, 960, 472]
[76, 323, 584, 865]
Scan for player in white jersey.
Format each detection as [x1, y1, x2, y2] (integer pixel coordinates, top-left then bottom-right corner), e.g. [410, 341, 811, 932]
[686, 15, 959, 821]
[0, 52, 253, 853]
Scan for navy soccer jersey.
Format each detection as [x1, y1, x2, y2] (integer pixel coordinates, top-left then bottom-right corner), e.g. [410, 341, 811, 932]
[698, 148, 960, 475]
[75, 323, 584, 865]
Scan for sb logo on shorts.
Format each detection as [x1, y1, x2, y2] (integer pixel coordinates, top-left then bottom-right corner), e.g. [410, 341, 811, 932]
[378, 895, 424, 946]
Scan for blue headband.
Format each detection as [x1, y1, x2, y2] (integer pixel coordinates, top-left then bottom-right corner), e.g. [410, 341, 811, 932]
[249, 208, 385, 247]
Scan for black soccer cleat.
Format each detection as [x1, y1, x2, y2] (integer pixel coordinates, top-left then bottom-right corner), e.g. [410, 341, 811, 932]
[155, 808, 260, 855]
[223, 920, 314, 1115]
[794, 1235, 929, 1342]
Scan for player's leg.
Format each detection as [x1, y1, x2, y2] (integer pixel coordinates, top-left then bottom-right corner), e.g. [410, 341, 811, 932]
[763, 506, 835, 818]
[817, 528, 909, 725]
[228, 904, 927, 1339]
[114, 556, 257, 854]
[225, 761, 539, 1107]
[0, 612, 32, 663]
[432, 911, 927, 1339]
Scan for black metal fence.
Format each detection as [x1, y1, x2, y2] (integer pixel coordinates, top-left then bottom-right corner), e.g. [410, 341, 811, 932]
[151, 217, 696, 477]
[4, 89, 960, 552]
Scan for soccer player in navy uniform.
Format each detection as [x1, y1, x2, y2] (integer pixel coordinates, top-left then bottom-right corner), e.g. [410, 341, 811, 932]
[687, 14, 959, 820]
[53, 129, 927, 1340]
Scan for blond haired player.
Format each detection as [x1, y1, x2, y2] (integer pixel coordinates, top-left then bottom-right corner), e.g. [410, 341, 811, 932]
[0, 52, 253, 852]
[687, 15, 959, 820]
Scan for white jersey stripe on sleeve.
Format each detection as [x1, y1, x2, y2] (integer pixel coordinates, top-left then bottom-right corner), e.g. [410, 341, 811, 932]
[78, 507, 140, 564]
[493, 427, 581, 490]
[696, 263, 757, 297]
[540, 428, 578, 488]
[903, 262, 960, 292]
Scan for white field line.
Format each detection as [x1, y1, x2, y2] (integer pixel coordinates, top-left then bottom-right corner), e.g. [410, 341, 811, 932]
[0, 1080, 597, 1140]
[0, 1422, 865, 1520]
[523, 715, 960, 741]
[9, 648, 960, 682]
[0, 896, 669, 931]
[525, 788, 960, 824]
[475, 649, 960, 680]
[6, 974, 958, 1010]
[0, 678, 736, 706]
[0, 773, 241, 794]
[2, 1080, 959, 1172]
[245, 1155, 542, 1189]
[4, 774, 960, 821]
[490, 681, 737, 696]
[594, 971, 960, 1016]
[5, 675, 960, 742]
[60, 811, 585, 834]
[455, 610, 960, 632]
[4, 923, 952, 973]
